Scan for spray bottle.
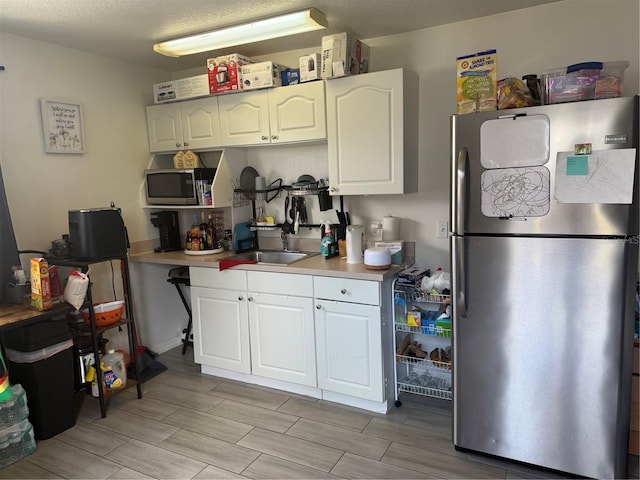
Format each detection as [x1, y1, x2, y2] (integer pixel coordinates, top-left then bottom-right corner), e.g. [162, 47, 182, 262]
[320, 221, 335, 258]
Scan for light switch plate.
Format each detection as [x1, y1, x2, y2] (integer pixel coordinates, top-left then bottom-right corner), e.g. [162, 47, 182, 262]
[437, 221, 448, 239]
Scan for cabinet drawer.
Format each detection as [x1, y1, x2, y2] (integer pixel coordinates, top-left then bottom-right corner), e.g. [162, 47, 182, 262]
[189, 267, 247, 290]
[248, 271, 312, 297]
[313, 276, 380, 305]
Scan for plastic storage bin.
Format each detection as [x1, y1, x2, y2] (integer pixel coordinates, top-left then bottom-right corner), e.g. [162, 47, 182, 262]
[542, 61, 628, 104]
[4, 320, 76, 440]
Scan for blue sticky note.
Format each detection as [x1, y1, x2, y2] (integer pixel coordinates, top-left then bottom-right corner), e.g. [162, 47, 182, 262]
[566, 156, 588, 175]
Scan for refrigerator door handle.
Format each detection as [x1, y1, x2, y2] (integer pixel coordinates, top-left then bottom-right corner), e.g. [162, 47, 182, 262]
[451, 235, 467, 319]
[452, 147, 468, 234]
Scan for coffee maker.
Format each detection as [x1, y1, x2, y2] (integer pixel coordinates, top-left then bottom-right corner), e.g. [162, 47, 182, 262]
[150, 211, 181, 252]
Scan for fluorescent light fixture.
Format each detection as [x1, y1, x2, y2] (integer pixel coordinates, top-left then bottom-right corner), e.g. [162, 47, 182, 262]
[154, 8, 328, 57]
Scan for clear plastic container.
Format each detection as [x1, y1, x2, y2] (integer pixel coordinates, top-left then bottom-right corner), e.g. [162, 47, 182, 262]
[542, 61, 629, 104]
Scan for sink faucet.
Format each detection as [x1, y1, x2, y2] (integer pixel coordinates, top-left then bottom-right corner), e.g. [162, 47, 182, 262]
[281, 231, 289, 252]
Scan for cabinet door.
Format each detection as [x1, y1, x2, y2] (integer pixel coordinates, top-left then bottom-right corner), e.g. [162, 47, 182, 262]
[315, 299, 383, 401]
[248, 292, 316, 386]
[326, 68, 418, 195]
[191, 286, 250, 374]
[180, 97, 222, 150]
[146, 103, 183, 152]
[218, 91, 270, 146]
[268, 82, 326, 144]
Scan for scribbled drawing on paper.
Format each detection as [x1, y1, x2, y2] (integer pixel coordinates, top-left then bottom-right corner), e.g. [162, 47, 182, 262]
[481, 166, 550, 217]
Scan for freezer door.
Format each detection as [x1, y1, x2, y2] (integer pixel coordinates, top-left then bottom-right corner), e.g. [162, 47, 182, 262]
[450, 96, 638, 236]
[452, 235, 634, 478]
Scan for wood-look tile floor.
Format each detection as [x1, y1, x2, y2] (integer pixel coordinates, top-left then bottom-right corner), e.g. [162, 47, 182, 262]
[2, 346, 638, 479]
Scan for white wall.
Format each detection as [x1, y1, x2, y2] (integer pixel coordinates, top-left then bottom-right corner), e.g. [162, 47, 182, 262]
[1, 0, 638, 352]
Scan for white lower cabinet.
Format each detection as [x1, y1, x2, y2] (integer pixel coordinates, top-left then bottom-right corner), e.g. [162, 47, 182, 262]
[248, 292, 316, 386]
[314, 298, 383, 401]
[190, 267, 394, 413]
[190, 268, 250, 374]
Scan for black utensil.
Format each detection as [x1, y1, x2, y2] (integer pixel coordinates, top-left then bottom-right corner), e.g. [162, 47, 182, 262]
[283, 197, 291, 233]
[290, 197, 297, 221]
[345, 212, 351, 226]
[299, 197, 308, 224]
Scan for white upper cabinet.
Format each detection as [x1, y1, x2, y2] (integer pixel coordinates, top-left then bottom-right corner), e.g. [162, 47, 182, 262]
[268, 81, 326, 144]
[326, 68, 418, 195]
[146, 97, 222, 153]
[218, 82, 326, 146]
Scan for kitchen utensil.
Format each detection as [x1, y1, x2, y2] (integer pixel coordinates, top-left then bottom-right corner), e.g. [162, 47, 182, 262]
[299, 197, 308, 223]
[240, 166, 259, 200]
[290, 196, 297, 221]
[283, 197, 291, 233]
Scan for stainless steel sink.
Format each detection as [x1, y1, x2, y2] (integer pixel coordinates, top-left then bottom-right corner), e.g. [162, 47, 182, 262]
[228, 250, 318, 265]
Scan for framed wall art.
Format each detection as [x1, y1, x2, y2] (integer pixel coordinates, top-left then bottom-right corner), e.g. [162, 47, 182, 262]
[40, 98, 85, 154]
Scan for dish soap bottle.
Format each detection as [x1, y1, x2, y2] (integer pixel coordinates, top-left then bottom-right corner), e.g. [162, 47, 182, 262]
[320, 221, 335, 258]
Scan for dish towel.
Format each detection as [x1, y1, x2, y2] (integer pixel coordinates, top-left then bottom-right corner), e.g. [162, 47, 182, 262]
[218, 259, 257, 271]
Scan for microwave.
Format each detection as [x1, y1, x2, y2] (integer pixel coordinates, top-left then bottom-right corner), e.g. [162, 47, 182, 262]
[145, 168, 216, 205]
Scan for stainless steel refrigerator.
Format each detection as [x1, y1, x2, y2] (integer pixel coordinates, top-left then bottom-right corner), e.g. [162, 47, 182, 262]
[450, 96, 638, 478]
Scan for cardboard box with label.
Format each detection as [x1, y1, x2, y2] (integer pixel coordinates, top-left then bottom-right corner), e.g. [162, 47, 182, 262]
[207, 54, 255, 94]
[299, 53, 321, 82]
[30, 258, 51, 311]
[456, 49, 497, 114]
[281, 69, 300, 86]
[374, 241, 404, 265]
[240, 61, 284, 90]
[153, 74, 210, 104]
[321, 32, 370, 79]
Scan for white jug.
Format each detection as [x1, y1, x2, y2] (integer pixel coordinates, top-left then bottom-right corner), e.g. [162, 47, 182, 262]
[346, 225, 364, 264]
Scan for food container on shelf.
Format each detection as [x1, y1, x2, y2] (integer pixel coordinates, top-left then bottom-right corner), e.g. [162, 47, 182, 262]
[81, 300, 125, 327]
[542, 61, 628, 104]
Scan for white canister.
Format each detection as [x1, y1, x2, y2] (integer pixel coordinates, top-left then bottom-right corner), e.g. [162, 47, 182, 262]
[346, 225, 364, 264]
[382, 215, 400, 241]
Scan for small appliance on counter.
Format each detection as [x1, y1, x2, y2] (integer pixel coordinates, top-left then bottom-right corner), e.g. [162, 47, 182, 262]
[68, 207, 128, 260]
[150, 211, 181, 252]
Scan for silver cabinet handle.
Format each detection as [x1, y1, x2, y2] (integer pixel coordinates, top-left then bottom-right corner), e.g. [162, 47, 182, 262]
[248, 297, 253, 302]
[175, 143, 181, 148]
[261, 135, 268, 141]
[184, 142, 189, 146]
[316, 304, 321, 310]
[271, 135, 278, 140]
[330, 187, 337, 192]
[238, 295, 244, 301]
[340, 289, 347, 295]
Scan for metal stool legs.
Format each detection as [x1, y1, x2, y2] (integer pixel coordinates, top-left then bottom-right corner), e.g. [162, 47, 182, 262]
[167, 267, 192, 355]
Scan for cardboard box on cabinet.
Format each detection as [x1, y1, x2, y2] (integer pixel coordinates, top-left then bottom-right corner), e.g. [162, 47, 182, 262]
[321, 32, 370, 79]
[240, 61, 284, 90]
[299, 53, 321, 82]
[207, 54, 256, 94]
[153, 75, 210, 104]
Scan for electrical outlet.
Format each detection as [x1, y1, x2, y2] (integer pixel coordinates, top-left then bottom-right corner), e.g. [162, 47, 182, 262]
[437, 221, 448, 239]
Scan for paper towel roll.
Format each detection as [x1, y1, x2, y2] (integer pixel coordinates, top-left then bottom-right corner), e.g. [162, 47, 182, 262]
[382, 215, 400, 241]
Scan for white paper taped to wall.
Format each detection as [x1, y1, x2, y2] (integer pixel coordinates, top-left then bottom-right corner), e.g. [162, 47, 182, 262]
[554, 149, 636, 204]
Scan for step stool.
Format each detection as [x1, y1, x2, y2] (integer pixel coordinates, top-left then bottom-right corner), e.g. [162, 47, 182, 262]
[167, 266, 192, 354]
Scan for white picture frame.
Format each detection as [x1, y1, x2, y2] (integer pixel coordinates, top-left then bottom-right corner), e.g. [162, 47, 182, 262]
[40, 98, 85, 154]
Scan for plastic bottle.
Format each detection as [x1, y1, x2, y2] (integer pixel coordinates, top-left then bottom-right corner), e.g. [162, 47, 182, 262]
[207, 214, 218, 250]
[7, 432, 21, 463]
[102, 350, 127, 390]
[320, 222, 335, 258]
[199, 212, 208, 250]
[0, 436, 10, 468]
[191, 214, 200, 251]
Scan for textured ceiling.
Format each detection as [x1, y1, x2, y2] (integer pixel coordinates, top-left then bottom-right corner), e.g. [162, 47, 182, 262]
[0, 0, 562, 71]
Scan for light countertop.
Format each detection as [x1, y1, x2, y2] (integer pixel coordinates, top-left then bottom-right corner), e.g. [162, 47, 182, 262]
[130, 249, 403, 282]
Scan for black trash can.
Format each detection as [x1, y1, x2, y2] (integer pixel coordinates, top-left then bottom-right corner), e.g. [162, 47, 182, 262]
[4, 320, 76, 440]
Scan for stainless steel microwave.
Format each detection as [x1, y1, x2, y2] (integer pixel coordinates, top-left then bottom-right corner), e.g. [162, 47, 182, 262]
[144, 168, 216, 205]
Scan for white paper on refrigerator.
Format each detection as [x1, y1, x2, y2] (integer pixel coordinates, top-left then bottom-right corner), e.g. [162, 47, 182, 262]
[554, 149, 636, 204]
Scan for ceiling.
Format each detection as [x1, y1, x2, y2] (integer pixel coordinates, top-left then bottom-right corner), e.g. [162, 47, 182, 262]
[0, 0, 562, 71]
